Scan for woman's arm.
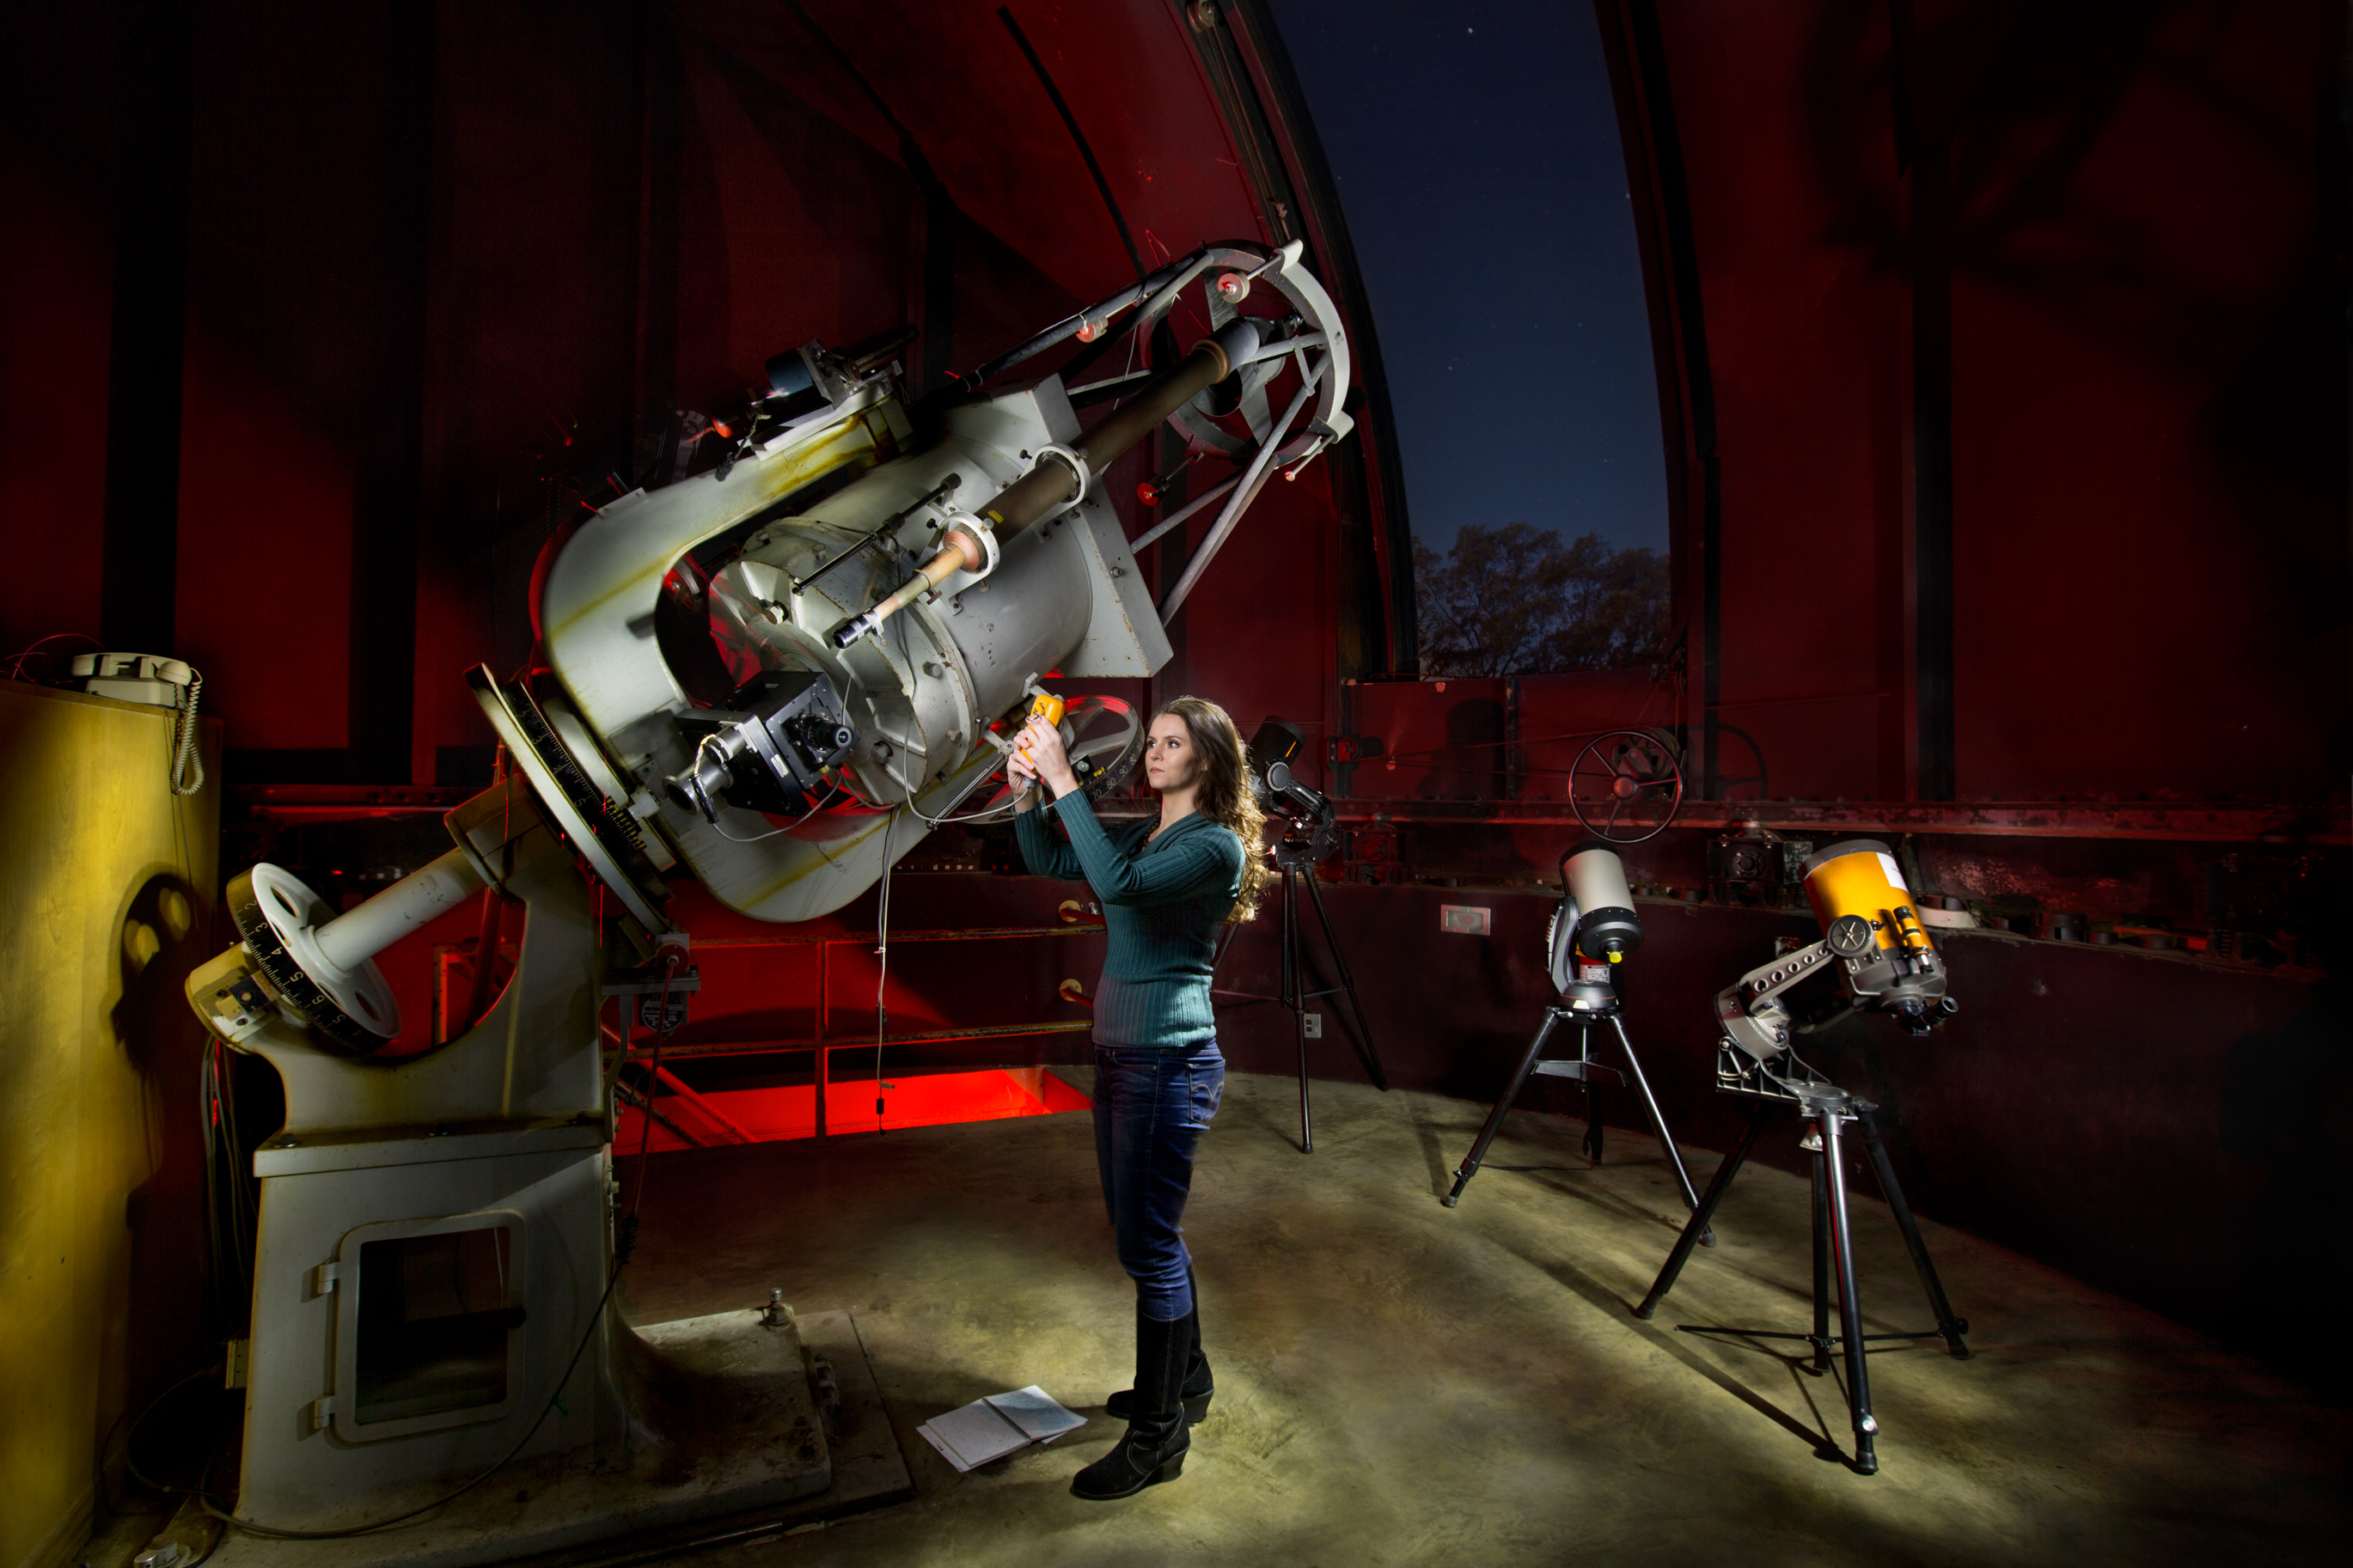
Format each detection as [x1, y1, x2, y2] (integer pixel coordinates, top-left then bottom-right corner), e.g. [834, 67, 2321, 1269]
[1012, 791, 1086, 880]
[1014, 711, 1236, 904]
[1051, 790, 1238, 908]
[1006, 730, 1084, 879]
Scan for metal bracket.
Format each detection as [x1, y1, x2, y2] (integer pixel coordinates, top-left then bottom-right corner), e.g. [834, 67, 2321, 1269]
[1743, 940, 1837, 1006]
[1716, 939, 1836, 1061]
[1532, 1059, 1625, 1084]
[791, 473, 963, 597]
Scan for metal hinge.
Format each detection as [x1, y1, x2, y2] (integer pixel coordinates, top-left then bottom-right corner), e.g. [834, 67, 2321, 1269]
[223, 1339, 249, 1389]
[312, 1261, 341, 1296]
[310, 1395, 336, 1431]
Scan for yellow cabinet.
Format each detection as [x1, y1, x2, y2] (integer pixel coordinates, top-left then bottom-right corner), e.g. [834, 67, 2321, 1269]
[0, 682, 217, 1568]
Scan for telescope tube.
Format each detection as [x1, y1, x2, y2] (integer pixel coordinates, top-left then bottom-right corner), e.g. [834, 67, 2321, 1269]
[1563, 840, 1642, 959]
[834, 317, 1261, 648]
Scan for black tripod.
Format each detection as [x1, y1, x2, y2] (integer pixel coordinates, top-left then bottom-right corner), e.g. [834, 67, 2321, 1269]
[1213, 827, 1389, 1152]
[1442, 997, 1710, 1247]
[1635, 1052, 1971, 1475]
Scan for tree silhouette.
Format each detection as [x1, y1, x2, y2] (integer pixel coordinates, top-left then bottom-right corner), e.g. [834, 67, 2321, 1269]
[1413, 522, 1670, 677]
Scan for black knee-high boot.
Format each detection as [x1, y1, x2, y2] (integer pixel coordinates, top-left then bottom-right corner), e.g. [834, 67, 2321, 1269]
[1072, 1308, 1191, 1500]
[1108, 1278, 1210, 1422]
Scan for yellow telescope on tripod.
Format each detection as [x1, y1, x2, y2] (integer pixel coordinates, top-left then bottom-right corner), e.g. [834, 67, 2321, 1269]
[1716, 838, 1959, 1065]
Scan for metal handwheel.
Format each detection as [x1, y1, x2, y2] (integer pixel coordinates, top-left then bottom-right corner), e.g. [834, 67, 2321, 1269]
[1567, 728, 1684, 845]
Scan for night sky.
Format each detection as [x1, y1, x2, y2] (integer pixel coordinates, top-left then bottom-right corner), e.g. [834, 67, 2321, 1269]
[1266, 0, 1668, 558]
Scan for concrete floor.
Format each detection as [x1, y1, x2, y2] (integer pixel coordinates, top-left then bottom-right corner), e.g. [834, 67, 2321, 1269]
[620, 1071, 2349, 1568]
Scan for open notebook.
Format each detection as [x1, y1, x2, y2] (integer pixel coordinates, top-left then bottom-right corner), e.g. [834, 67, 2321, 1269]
[916, 1385, 1089, 1473]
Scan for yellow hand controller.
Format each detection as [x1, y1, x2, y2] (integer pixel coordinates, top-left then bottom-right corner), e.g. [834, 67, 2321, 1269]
[1016, 692, 1066, 765]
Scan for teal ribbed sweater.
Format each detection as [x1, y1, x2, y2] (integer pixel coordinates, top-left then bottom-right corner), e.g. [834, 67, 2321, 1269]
[1014, 790, 1244, 1049]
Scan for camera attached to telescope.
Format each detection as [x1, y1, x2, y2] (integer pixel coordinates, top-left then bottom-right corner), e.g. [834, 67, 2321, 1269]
[664, 669, 858, 825]
[1247, 717, 1340, 867]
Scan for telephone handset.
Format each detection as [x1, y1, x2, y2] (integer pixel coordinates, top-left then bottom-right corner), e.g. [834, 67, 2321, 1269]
[71, 652, 206, 796]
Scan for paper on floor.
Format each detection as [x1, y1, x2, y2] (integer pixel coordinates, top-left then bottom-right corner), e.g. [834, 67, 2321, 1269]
[917, 1403, 1026, 1472]
[916, 1387, 1086, 1473]
[985, 1384, 1087, 1443]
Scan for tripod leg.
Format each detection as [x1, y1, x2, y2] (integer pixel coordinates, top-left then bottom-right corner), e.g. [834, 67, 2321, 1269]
[1853, 1106, 1971, 1358]
[1580, 1026, 1605, 1164]
[1636, 1102, 1771, 1320]
[1809, 1147, 1831, 1376]
[1443, 1013, 1567, 1207]
[1299, 869, 1390, 1091]
[1285, 868, 1311, 1154]
[1818, 1107, 1879, 1474]
[1607, 1016, 1714, 1247]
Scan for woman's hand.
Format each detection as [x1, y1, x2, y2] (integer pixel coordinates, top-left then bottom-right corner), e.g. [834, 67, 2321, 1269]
[1006, 737, 1042, 810]
[1019, 713, 1079, 797]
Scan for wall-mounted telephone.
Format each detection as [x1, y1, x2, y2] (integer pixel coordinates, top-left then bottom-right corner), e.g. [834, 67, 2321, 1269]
[71, 652, 205, 796]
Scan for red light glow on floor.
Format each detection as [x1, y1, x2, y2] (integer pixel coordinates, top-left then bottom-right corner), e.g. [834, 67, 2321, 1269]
[615, 1065, 1090, 1153]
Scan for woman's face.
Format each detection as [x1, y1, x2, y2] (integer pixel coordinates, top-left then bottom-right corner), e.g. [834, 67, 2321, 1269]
[1145, 713, 1203, 795]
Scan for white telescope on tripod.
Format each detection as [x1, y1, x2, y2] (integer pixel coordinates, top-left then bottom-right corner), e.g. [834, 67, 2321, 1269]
[1446, 842, 1708, 1229]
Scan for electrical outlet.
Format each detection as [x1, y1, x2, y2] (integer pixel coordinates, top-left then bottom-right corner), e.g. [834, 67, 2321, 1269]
[1304, 1012, 1323, 1038]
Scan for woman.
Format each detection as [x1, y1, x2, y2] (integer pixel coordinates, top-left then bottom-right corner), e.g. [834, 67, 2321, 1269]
[1007, 695, 1267, 1501]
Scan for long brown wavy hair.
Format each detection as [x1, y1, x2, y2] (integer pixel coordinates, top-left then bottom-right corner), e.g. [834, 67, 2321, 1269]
[1157, 695, 1268, 922]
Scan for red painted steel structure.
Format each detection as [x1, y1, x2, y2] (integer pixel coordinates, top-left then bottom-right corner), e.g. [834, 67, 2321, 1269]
[1593, 0, 2344, 807]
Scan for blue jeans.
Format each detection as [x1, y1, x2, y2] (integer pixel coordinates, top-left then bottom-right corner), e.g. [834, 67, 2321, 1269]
[1093, 1041, 1225, 1321]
